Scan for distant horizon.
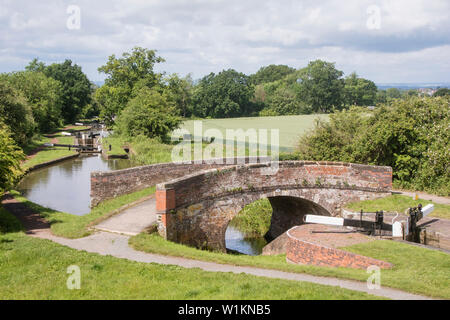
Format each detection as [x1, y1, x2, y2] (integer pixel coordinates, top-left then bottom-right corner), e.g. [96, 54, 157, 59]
[91, 80, 450, 89]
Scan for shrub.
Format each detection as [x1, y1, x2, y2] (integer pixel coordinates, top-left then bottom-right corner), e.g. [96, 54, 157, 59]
[298, 97, 450, 195]
[115, 87, 182, 139]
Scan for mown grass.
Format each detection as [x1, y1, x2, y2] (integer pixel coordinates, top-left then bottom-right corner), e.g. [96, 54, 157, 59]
[0, 209, 380, 300]
[345, 195, 450, 220]
[130, 232, 450, 299]
[9, 186, 156, 238]
[22, 134, 78, 170]
[129, 135, 272, 166]
[181, 114, 329, 151]
[101, 135, 129, 157]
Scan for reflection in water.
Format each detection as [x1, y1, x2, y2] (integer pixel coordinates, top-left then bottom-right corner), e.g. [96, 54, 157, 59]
[18, 155, 135, 216]
[225, 225, 267, 256]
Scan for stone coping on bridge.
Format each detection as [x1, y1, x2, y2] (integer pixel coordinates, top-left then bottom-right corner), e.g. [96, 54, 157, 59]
[286, 226, 394, 270]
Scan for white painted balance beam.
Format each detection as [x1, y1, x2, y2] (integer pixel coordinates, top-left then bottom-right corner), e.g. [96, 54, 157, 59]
[304, 215, 344, 226]
[421, 204, 435, 218]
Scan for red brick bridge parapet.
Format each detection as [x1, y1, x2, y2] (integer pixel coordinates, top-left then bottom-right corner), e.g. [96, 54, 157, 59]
[156, 161, 393, 251]
[90, 156, 271, 207]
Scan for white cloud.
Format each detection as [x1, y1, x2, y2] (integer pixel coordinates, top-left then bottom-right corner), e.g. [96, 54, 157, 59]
[0, 0, 448, 82]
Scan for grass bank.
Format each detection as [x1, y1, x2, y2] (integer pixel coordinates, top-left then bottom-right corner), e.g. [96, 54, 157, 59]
[101, 135, 129, 158]
[130, 232, 450, 299]
[0, 209, 380, 300]
[345, 195, 450, 220]
[9, 186, 156, 238]
[229, 199, 272, 237]
[22, 134, 78, 170]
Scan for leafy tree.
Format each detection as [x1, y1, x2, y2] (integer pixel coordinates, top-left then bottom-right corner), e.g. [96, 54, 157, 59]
[297, 60, 345, 113]
[97, 47, 165, 123]
[343, 72, 377, 106]
[5, 71, 63, 132]
[44, 60, 92, 124]
[192, 69, 255, 118]
[0, 81, 35, 145]
[262, 87, 311, 115]
[99, 47, 165, 89]
[0, 124, 25, 194]
[376, 90, 387, 104]
[164, 74, 194, 118]
[297, 96, 450, 195]
[95, 85, 130, 126]
[81, 86, 101, 120]
[115, 87, 181, 139]
[406, 89, 419, 97]
[433, 88, 450, 97]
[250, 65, 296, 85]
[386, 88, 402, 101]
[25, 58, 46, 73]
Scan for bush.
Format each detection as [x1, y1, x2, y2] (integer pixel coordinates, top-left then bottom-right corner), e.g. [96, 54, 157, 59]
[115, 87, 182, 139]
[0, 124, 25, 194]
[298, 97, 450, 195]
[0, 81, 36, 145]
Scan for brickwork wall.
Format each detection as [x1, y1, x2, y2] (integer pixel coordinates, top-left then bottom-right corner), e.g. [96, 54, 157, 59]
[286, 227, 393, 269]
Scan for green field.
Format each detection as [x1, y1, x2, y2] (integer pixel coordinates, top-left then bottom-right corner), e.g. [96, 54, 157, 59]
[180, 115, 329, 151]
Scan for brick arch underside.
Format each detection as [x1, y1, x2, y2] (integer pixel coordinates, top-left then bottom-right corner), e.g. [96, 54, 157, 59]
[167, 188, 382, 251]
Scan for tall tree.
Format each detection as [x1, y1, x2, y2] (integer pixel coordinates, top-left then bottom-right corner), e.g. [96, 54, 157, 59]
[192, 69, 254, 118]
[164, 74, 194, 118]
[5, 71, 63, 132]
[97, 47, 165, 124]
[297, 60, 345, 113]
[0, 81, 35, 145]
[250, 65, 296, 85]
[343, 72, 377, 106]
[44, 60, 92, 124]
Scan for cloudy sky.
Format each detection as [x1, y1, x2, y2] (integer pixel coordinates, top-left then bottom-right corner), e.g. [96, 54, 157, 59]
[1, 0, 449, 83]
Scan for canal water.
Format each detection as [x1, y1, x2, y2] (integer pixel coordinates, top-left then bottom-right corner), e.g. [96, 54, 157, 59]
[225, 226, 267, 256]
[18, 151, 268, 255]
[18, 155, 135, 216]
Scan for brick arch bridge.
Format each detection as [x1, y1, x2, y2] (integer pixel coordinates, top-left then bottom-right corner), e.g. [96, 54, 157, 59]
[156, 161, 392, 251]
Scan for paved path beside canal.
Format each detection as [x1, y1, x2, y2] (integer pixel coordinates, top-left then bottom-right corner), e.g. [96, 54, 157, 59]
[393, 190, 450, 205]
[93, 197, 157, 236]
[1, 194, 435, 300]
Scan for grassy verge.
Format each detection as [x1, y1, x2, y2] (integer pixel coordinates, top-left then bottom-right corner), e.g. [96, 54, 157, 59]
[22, 134, 78, 170]
[0, 210, 380, 300]
[101, 135, 129, 157]
[345, 195, 450, 220]
[129, 232, 450, 299]
[9, 186, 156, 238]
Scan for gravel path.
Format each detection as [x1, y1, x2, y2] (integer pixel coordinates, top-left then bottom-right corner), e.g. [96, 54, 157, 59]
[393, 190, 450, 205]
[1, 194, 436, 300]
